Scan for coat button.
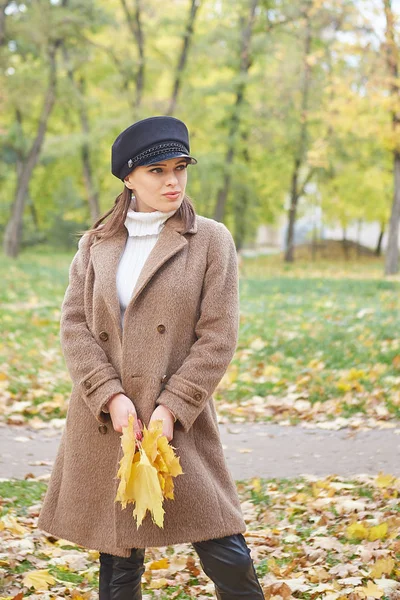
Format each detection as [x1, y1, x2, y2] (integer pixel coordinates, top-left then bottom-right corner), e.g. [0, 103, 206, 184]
[99, 331, 109, 341]
[98, 424, 108, 434]
[194, 392, 202, 401]
[157, 324, 166, 333]
[84, 380, 92, 389]
[161, 374, 168, 383]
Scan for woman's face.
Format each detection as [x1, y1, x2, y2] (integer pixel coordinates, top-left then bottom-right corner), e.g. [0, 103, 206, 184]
[123, 156, 189, 213]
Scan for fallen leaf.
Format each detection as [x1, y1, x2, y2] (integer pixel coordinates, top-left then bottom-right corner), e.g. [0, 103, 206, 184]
[354, 580, 384, 599]
[148, 557, 170, 570]
[22, 569, 56, 591]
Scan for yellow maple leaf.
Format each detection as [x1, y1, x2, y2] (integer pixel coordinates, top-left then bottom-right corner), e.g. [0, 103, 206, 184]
[141, 420, 163, 463]
[375, 472, 397, 488]
[115, 414, 137, 509]
[157, 435, 183, 477]
[1, 513, 29, 535]
[355, 580, 384, 599]
[149, 577, 169, 589]
[368, 522, 388, 541]
[346, 521, 368, 540]
[23, 569, 56, 591]
[115, 418, 183, 528]
[158, 471, 166, 492]
[370, 557, 395, 578]
[149, 557, 170, 570]
[131, 448, 165, 528]
[163, 474, 175, 500]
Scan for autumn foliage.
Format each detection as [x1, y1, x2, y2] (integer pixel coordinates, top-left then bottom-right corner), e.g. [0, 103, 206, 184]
[115, 416, 183, 528]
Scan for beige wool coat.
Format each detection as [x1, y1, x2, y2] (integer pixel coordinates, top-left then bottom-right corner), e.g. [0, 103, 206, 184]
[37, 209, 247, 557]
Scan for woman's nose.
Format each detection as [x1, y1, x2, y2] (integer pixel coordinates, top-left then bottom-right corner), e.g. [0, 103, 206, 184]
[165, 171, 179, 185]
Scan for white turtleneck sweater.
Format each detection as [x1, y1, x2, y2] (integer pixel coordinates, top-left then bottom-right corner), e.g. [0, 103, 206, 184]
[116, 205, 178, 329]
[102, 204, 178, 419]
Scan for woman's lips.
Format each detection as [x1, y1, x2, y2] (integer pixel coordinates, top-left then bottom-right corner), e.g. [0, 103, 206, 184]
[163, 192, 180, 198]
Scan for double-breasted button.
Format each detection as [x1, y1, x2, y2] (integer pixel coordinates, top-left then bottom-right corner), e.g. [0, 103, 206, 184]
[98, 424, 108, 434]
[157, 324, 166, 334]
[99, 331, 109, 341]
[194, 392, 202, 402]
[84, 380, 92, 389]
[161, 374, 168, 383]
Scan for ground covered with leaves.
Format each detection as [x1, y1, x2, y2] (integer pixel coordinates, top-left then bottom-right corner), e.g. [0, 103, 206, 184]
[0, 473, 399, 599]
[1, 253, 400, 431]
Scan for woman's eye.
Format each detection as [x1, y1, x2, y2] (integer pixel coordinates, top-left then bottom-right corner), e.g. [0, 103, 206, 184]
[149, 164, 187, 174]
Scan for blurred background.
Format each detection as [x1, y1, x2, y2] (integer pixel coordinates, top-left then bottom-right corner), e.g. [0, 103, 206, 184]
[2, 0, 400, 275]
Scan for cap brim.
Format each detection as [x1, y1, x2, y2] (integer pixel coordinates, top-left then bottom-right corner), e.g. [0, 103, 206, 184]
[138, 152, 197, 167]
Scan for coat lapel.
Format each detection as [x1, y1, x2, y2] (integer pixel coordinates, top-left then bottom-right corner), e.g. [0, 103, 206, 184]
[90, 210, 198, 343]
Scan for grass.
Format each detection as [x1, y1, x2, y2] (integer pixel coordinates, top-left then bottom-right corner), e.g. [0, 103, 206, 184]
[1, 249, 400, 426]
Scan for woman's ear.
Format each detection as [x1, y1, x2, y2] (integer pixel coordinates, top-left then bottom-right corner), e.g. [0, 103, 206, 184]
[124, 177, 133, 189]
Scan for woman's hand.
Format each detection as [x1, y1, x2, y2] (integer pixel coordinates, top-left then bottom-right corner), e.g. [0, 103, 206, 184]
[149, 405, 175, 442]
[107, 393, 142, 437]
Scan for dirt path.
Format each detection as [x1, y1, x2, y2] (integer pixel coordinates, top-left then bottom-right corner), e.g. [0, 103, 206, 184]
[1, 421, 399, 480]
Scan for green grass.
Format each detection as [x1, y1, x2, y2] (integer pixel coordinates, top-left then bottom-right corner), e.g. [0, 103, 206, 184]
[1, 249, 400, 424]
[0, 480, 47, 515]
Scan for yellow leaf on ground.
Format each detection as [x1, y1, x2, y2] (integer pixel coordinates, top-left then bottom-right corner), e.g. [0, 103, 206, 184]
[1, 513, 29, 535]
[23, 569, 56, 591]
[148, 577, 169, 589]
[355, 580, 384, 599]
[346, 521, 368, 540]
[375, 473, 397, 488]
[148, 557, 170, 570]
[370, 557, 395, 578]
[368, 523, 388, 541]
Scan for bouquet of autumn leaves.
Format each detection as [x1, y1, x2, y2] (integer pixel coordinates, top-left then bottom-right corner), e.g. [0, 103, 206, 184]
[114, 414, 183, 529]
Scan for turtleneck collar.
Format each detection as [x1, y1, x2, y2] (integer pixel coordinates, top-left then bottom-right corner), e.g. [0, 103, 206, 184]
[124, 206, 178, 237]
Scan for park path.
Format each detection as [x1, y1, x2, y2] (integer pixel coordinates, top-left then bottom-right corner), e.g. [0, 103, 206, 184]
[1, 421, 399, 480]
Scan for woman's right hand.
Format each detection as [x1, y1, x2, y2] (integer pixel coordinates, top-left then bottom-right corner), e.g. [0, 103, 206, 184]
[106, 393, 142, 437]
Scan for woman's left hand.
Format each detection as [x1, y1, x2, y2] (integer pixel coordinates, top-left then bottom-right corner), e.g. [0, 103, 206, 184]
[148, 405, 175, 442]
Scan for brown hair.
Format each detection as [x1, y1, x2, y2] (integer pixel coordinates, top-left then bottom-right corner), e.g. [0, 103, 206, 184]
[75, 187, 197, 246]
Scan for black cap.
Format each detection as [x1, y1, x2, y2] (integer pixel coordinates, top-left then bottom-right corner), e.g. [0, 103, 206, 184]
[111, 115, 197, 181]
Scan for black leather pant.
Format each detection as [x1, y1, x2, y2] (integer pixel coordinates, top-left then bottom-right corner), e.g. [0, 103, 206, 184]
[99, 533, 264, 599]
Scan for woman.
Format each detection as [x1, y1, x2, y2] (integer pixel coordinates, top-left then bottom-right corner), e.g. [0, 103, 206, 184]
[37, 116, 264, 599]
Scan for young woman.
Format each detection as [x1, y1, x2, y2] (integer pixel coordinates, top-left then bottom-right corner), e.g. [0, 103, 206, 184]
[37, 116, 264, 599]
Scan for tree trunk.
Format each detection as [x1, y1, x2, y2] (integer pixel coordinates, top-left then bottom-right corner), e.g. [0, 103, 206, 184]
[0, 1, 10, 47]
[383, 0, 400, 274]
[284, 12, 312, 262]
[78, 77, 100, 222]
[213, 0, 258, 223]
[234, 131, 250, 252]
[342, 227, 349, 260]
[285, 164, 300, 262]
[62, 43, 100, 222]
[385, 153, 400, 273]
[167, 0, 200, 116]
[311, 214, 317, 261]
[376, 223, 385, 256]
[120, 0, 145, 110]
[3, 43, 59, 258]
[357, 219, 362, 257]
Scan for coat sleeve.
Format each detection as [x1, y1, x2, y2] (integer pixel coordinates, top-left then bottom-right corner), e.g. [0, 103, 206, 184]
[155, 222, 239, 433]
[60, 233, 125, 424]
